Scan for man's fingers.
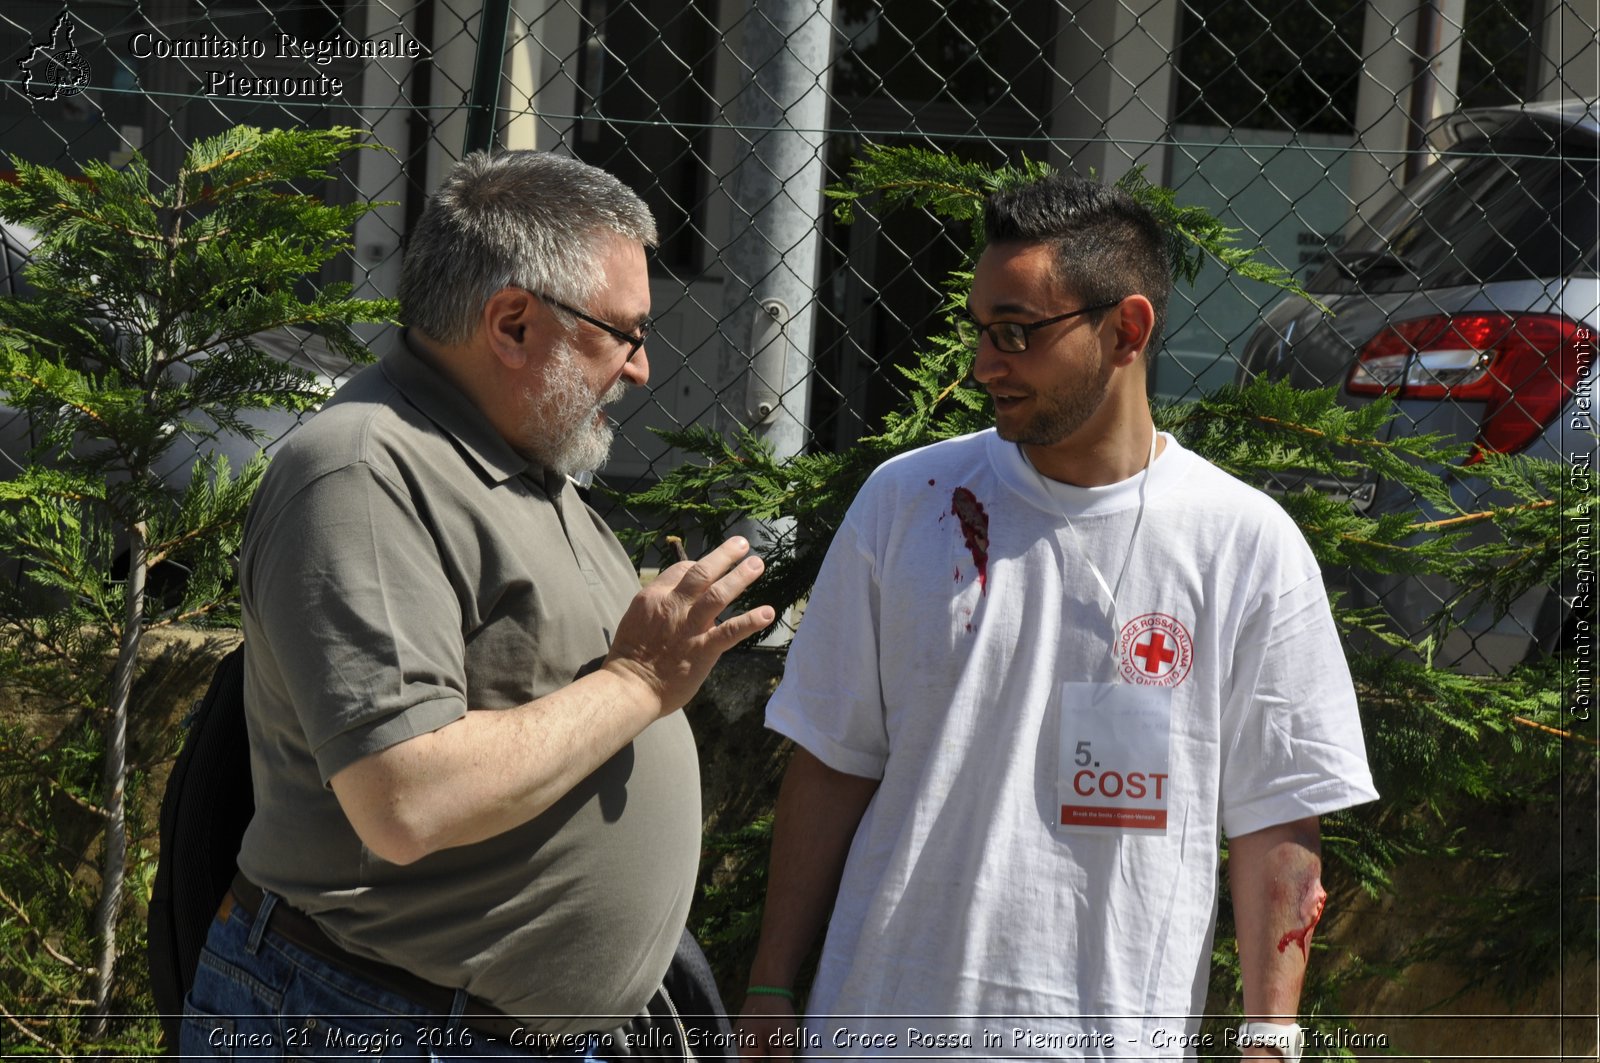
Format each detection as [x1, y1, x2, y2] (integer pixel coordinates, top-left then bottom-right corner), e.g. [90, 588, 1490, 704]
[709, 604, 777, 650]
[672, 536, 755, 597]
[661, 538, 766, 628]
[614, 534, 772, 712]
[687, 553, 766, 625]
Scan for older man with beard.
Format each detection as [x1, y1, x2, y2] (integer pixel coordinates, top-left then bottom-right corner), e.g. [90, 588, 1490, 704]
[180, 151, 773, 1060]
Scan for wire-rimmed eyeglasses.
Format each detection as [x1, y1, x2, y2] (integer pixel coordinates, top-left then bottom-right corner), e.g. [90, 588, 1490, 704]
[520, 287, 652, 362]
[957, 299, 1123, 353]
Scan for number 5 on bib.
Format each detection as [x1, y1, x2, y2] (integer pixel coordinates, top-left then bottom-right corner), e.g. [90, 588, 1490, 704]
[1056, 682, 1173, 835]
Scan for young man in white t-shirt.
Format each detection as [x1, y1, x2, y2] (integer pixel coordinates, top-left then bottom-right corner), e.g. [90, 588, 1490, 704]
[735, 175, 1378, 1061]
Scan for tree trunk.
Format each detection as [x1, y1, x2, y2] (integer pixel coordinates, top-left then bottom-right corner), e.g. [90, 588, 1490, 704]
[88, 520, 146, 1039]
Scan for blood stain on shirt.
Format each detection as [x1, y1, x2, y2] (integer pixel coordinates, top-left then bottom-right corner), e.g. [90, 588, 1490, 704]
[928, 478, 936, 486]
[950, 487, 990, 593]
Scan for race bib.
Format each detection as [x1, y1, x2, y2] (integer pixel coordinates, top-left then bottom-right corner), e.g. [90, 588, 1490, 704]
[1056, 682, 1173, 835]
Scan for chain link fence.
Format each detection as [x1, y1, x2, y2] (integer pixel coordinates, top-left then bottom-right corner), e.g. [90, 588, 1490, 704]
[2, 0, 1597, 671]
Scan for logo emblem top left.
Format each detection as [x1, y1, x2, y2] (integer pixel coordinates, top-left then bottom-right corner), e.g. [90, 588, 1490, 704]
[21, 13, 90, 100]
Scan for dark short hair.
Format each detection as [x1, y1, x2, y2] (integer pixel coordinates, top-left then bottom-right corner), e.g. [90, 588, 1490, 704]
[982, 175, 1172, 360]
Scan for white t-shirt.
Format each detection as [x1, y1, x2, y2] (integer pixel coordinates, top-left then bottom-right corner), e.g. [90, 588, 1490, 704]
[766, 429, 1378, 1059]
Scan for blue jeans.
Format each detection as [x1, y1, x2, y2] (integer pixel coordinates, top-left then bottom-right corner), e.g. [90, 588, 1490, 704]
[180, 890, 606, 1061]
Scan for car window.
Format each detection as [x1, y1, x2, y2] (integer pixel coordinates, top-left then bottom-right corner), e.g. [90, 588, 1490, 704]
[1311, 134, 1600, 292]
[1, 225, 33, 297]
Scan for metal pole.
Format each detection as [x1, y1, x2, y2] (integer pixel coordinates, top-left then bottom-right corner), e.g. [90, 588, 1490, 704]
[463, 0, 514, 155]
[715, 0, 836, 603]
[1404, 0, 1442, 184]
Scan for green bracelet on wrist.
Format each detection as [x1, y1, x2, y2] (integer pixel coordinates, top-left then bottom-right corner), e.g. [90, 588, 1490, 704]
[745, 984, 796, 1002]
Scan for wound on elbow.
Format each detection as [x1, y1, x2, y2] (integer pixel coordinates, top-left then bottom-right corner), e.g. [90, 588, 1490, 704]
[1276, 879, 1327, 957]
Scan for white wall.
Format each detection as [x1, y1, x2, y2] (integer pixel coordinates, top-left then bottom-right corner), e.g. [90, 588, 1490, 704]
[1046, 0, 1181, 186]
[1536, 0, 1600, 103]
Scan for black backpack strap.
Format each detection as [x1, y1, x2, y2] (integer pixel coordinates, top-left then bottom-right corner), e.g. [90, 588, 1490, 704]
[147, 643, 251, 1050]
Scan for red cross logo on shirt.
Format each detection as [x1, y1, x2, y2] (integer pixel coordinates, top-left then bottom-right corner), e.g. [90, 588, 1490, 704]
[1133, 632, 1176, 674]
[1117, 613, 1193, 687]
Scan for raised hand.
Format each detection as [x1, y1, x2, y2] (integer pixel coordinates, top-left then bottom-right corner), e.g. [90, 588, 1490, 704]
[602, 536, 775, 715]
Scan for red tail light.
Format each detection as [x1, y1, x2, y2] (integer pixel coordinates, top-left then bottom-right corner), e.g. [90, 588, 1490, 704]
[1346, 312, 1584, 464]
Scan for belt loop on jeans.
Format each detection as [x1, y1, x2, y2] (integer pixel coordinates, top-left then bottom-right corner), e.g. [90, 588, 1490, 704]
[448, 988, 468, 1026]
[245, 890, 279, 955]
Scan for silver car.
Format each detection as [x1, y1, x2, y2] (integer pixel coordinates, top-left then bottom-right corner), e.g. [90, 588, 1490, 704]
[1238, 99, 1598, 673]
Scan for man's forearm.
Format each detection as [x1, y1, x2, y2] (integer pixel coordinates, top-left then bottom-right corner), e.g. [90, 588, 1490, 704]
[329, 537, 774, 865]
[746, 748, 880, 989]
[329, 664, 665, 864]
[1228, 816, 1325, 1034]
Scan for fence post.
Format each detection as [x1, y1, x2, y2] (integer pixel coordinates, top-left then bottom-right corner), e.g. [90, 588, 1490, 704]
[463, 0, 513, 155]
[715, 0, 836, 600]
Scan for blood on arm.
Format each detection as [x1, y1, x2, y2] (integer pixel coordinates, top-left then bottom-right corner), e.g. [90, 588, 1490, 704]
[1276, 880, 1327, 958]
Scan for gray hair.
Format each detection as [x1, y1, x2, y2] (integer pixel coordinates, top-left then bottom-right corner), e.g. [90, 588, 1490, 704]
[399, 151, 658, 344]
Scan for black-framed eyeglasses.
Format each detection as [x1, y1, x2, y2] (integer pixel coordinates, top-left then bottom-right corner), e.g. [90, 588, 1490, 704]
[957, 299, 1123, 353]
[522, 288, 652, 362]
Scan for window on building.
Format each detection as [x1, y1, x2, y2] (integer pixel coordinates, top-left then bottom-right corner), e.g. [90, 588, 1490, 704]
[1173, 0, 1365, 134]
[572, 0, 717, 274]
[1456, 0, 1545, 108]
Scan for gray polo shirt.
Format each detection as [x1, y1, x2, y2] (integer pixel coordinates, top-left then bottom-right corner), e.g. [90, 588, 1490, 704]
[236, 335, 699, 1032]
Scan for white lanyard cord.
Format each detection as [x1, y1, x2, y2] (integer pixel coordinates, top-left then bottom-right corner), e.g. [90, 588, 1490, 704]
[1024, 425, 1159, 645]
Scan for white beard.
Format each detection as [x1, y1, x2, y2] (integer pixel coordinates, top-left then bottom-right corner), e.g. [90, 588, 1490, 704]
[521, 341, 629, 478]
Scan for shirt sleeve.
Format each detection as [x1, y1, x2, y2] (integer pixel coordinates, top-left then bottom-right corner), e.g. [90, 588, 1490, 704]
[1219, 564, 1380, 839]
[244, 460, 468, 784]
[764, 512, 890, 780]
